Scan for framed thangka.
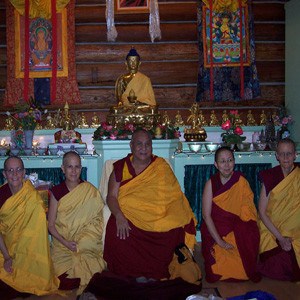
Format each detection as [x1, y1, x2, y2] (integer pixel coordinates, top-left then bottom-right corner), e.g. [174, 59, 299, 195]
[115, 0, 149, 14]
[15, 8, 68, 78]
[203, 4, 250, 67]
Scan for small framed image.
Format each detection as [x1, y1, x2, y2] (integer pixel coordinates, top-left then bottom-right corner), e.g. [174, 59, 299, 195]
[115, 0, 150, 14]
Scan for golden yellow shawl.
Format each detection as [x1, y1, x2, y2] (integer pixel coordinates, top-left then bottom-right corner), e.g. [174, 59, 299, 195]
[121, 72, 156, 106]
[0, 180, 59, 295]
[118, 157, 197, 249]
[212, 175, 257, 280]
[259, 167, 300, 266]
[51, 182, 106, 291]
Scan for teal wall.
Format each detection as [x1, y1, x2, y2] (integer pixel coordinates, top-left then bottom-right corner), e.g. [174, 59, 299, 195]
[285, 0, 300, 144]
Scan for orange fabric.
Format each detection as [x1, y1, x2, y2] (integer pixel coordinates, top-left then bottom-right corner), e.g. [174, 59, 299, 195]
[211, 176, 257, 280]
[214, 176, 256, 222]
[118, 157, 197, 250]
[212, 232, 247, 280]
[0, 181, 59, 295]
[259, 167, 300, 265]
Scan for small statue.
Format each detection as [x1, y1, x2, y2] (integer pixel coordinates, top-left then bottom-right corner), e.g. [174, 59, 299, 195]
[260, 110, 267, 126]
[209, 110, 219, 126]
[45, 113, 56, 129]
[78, 112, 89, 129]
[198, 110, 208, 126]
[35, 122, 43, 130]
[246, 110, 257, 126]
[222, 110, 229, 124]
[115, 48, 156, 107]
[162, 111, 171, 126]
[91, 113, 100, 128]
[234, 112, 244, 126]
[272, 110, 280, 125]
[4, 116, 14, 131]
[174, 110, 184, 127]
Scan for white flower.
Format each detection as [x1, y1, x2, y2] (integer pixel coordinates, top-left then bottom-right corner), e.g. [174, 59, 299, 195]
[44, 109, 48, 114]
[6, 111, 11, 116]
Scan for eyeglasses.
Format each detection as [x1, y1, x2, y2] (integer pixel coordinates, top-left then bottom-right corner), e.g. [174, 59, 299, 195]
[277, 152, 294, 158]
[4, 167, 24, 175]
[217, 158, 234, 164]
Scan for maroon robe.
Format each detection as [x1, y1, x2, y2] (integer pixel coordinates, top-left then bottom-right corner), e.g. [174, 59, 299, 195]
[258, 165, 300, 281]
[201, 171, 261, 283]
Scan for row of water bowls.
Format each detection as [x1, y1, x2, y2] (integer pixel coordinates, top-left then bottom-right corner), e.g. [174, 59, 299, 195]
[187, 142, 273, 153]
[0, 147, 86, 156]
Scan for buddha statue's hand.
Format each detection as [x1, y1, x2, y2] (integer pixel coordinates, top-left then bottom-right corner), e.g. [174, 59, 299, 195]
[116, 212, 131, 240]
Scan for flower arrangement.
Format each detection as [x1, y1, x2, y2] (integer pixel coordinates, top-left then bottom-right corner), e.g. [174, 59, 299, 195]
[93, 122, 137, 140]
[273, 106, 293, 127]
[221, 110, 246, 144]
[6, 97, 46, 130]
[93, 122, 181, 140]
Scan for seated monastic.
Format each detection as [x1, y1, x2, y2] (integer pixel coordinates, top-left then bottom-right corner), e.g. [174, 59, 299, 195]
[201, 147, 261, 283]
[80, 129, 201, 299]
[48, 152, 106, 294]
[0, 156, 59, 297]
[258, 138, 300, 281]
[115, 48, 156, 108]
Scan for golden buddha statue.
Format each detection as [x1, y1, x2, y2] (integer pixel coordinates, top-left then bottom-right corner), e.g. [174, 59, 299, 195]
[78, 112, 89, 129]
[4, 116, 14, 131]
[272, 110, 280, 125]
[115, 48, 156, 107]
[209, 110, 219, 126]
[162, 111, 171, 126]
[198, 110, 208, 127]
[246, 110, 257, 126]
[45, 113, 56, 129]
[174, 110, 184, 127]
[107, 48, 158, 129]
[222, 110, 229, 124]
[184, 103, 207, 141]
[234, 112, 244, 126]
[91, 112, 100, 128]
[260, 110, 267, 126]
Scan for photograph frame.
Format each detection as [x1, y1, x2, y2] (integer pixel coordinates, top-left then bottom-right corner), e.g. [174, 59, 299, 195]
[115, 0, 150, 14]
[15, 8, 68, 78]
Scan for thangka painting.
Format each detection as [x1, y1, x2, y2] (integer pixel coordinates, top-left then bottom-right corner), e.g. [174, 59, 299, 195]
[196, 0, 260, 102]
[203, 4, 250, 67]
[115, 0, 149, 14]
[15, 8, 68, 78]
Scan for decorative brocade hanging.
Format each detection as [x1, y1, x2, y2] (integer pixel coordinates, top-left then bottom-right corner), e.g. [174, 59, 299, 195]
[9, 0, 70, 18]
[196, 0, 260, 102]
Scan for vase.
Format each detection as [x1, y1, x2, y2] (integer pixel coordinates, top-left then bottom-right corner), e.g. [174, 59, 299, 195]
[279, 125, 290, 140]
[23, 130, 34, 149]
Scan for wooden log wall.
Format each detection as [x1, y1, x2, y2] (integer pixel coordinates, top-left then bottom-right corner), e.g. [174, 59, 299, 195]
[0, 0, 287, 123]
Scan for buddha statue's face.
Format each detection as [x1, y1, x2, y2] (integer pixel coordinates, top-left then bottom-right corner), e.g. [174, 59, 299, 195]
[126, 56, 140, 72]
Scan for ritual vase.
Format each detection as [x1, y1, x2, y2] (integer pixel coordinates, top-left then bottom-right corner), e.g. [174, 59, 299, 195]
[23, 130, 34, 149]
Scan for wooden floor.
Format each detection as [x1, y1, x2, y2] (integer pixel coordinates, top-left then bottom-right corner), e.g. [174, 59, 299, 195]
[10, 243, 300, 300]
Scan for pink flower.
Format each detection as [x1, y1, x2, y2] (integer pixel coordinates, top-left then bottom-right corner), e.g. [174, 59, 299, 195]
[110, 134, 117, 140]
[221, 120, 231, 131]
[229, 110, 238, 115]
[174, 131, 181, 138]
[281, 117, 289, 125]
[234, 126, 243, 135]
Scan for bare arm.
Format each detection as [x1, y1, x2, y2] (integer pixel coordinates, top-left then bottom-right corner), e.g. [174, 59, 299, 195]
[107, 171, 131, 239]
[258, 184, 292, 251]
[48, 193, 77, 252]
[202, 180, 233, 249]
[0, 233, 13, 273]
